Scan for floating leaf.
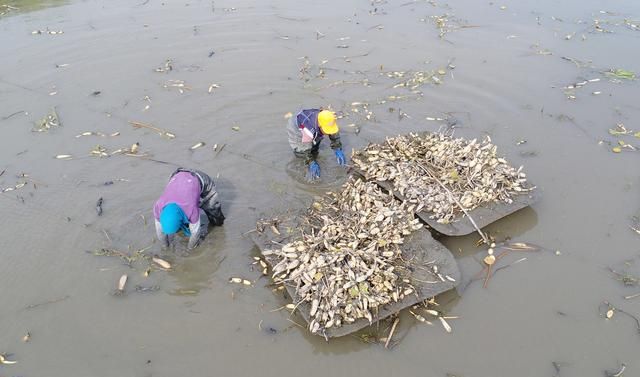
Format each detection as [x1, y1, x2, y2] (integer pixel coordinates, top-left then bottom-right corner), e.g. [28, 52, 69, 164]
[634, 131, 640, 139]
[607, 69, 636, 80]
[231, 126, 240, 131]
[612, 146, 622, 153]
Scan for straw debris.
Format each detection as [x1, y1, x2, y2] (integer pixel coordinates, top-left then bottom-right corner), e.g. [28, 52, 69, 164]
[352, 132, 534, 224]
[261, 178, 424, 335]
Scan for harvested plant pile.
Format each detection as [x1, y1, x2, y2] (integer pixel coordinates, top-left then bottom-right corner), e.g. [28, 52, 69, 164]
[352, 132, 533, 224]
[262, 178, 424, 335]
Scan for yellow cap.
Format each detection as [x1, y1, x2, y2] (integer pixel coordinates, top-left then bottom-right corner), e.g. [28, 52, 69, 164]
[317, 110, 339, 135]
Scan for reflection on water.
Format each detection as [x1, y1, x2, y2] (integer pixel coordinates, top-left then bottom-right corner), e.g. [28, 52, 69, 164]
[0, 0, 67, 17]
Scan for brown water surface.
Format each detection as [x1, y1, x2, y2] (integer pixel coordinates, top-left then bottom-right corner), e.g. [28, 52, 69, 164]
[1, 0, 640, 376]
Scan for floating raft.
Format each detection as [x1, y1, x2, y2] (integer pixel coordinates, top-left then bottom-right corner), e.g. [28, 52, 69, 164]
[353, 167, 540, 236]
[250, 211, 460, 338]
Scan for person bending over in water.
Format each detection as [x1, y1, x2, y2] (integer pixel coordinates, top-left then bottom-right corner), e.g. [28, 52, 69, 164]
[286, 108, 346, 180]
[154, 168, 224, 250]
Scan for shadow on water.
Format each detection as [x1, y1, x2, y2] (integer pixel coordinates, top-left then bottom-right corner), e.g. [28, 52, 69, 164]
[287, 288, 463, 355]
[0, 0, 68, 17]
[436, 206, 540, 258]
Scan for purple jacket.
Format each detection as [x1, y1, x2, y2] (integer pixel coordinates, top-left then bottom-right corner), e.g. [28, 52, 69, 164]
[153, 172, 201, 224]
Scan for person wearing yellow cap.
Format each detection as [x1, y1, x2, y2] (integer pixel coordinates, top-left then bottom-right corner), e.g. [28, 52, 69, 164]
[286, 108, 346, 179]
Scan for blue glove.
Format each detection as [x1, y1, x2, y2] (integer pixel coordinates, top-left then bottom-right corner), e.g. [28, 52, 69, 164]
[308, 161, 321, 179]
[335, 149, 346, 166]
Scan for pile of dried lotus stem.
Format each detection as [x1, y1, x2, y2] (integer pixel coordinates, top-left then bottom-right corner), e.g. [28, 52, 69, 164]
[262, 178, 424, 335]
[352, 132, 533, 224]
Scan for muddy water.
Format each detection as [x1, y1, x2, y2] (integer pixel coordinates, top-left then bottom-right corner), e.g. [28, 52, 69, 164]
[1, 0, 639, 375]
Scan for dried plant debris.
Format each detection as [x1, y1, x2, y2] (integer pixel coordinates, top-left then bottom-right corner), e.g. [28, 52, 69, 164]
[608, 123, 640, 138]
[605, 362, 627, 377]
[0, 4, 19, 16]
[129, 121, 176, 139]
[87, 246, 151, 266]
[0, 178, 27, 194]
[611, 141, 636, 153]
[631, 217, 640, 236]
[75, 131, 120, 138]
[33, 107, 61, 132]
[352, 132, 533, 224]
[261, 178, 425, 335]
[154, 59, 173, 73]
[0, 354, 17, 365]
[562, 77, 601, 99]
[384, 68, 446, 90]
[599, 301, 640, 334]
[31, 28, 63, 35]
[421, 14, 475, 39]
[163, 79, 190, 93]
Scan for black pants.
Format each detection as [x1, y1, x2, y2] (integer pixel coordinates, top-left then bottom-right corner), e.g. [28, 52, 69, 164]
[171, 168, 225, 226]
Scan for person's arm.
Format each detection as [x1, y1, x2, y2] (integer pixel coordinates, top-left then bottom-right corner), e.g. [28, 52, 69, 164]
[155, 219, 170, 248]
[328, 133, 343, 150]
[329, 133, 346, 165]
[187, 219, 202, 250]
[301, 148, 317, 165]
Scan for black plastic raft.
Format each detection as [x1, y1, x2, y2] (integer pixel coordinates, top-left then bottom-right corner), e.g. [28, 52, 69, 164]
[352, 167, 540, 236]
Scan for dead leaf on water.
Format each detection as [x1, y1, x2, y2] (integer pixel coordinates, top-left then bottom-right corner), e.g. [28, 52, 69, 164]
[612, 146, 622, 153]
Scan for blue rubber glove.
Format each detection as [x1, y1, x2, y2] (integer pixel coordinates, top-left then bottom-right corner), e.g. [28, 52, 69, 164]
[335, 149, 346, 166]
[308, 161, 321, 179]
